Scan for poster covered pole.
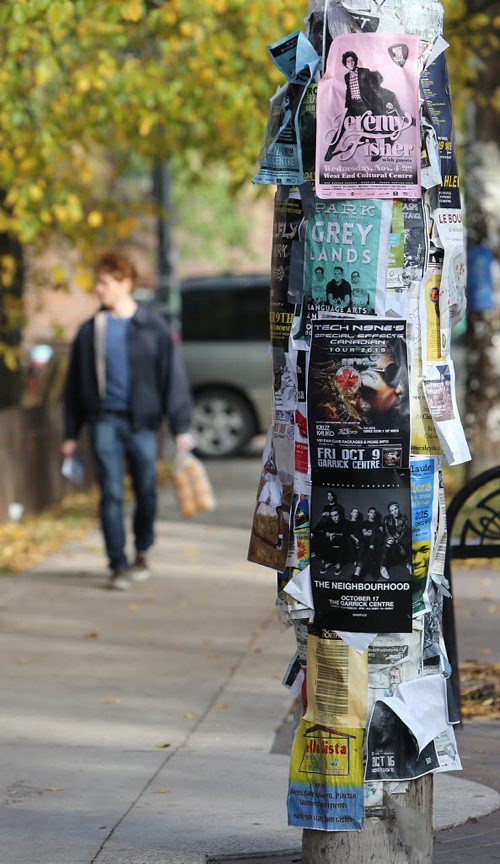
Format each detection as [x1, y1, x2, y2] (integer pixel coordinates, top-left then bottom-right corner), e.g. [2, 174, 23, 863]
[303, 4, 432, 854]
[303, 773, 433, 863]
[248, 0, 468, 861]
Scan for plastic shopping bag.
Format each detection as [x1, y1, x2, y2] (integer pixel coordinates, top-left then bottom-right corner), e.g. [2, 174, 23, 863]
[172, 453, 216, 518]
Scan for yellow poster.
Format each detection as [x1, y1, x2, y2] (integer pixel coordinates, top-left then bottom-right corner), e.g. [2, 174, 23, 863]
[410, 378, 442, 455]
[288, 718, 364, 830]
[304, 629, 368, 728]
[423, 268, 442, 364]
[410, 282, 441, 455]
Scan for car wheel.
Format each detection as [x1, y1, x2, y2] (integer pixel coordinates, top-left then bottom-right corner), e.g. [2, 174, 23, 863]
[192, 389, 256, 458]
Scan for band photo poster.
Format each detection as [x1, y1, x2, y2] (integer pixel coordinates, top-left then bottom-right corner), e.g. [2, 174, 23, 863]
[303, 198, 391, 319]
[310, 474, 413, 633]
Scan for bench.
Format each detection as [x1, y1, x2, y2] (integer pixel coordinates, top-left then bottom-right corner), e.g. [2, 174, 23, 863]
[443, 465, 500, 722]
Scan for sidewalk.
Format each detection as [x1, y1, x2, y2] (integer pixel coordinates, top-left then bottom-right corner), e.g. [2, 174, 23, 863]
[0, 455, 498, 864]
[0, 517, 299, 863]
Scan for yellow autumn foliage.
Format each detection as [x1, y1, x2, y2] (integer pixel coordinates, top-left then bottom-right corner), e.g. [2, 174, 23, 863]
[0, 0, 495, 289]
[0, 0, 304, 261]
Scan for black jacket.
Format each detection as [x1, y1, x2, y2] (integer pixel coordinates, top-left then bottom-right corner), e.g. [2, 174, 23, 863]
[345, 67, 376, 111]
[345, 69, 402, 117]
[64, 305, 192, 439]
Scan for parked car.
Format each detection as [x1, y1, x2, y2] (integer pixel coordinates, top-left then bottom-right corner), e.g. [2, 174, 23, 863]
[177, 273, 272, 457]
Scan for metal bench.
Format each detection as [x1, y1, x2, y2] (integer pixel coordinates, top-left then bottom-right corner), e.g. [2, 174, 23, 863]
[443, 465, 500, 722]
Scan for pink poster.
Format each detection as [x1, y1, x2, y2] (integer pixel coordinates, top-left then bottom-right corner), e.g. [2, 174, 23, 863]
[316, 33, 421, 200]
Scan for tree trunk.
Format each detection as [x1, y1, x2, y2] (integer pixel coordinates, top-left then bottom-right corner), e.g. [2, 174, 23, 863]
[0, 228, 24, 410]
[462, 8, 500, 478]
[303, 775, 433, 863]
[463, 310, 500, 480]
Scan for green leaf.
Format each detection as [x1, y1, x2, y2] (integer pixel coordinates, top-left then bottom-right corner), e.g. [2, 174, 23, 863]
[12, 5, 27, 25]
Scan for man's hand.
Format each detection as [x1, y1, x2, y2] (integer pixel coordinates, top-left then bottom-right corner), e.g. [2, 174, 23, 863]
[175, 432, 195, 453]
[62, 439, 78, 458]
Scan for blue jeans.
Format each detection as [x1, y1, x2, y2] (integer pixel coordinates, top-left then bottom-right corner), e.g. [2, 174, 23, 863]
[90, 415, 158, 570]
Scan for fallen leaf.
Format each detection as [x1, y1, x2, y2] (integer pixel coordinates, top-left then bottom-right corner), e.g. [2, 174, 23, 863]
[103, 697, 121, 705]
[215, 703, 228, 710]
[15, 621, 30, 631]
[488, 605, 497, 614]
[460, 661, 500, 719]
[184, 711, 195, 719]
[45, 787, 64, 792]
[154, 743, 171, 749]
[154, 789, 173, 794]
[207, 651, 220, 658]
[17, 657, 31, 665]
[127, 603, 140, 612]
[83, 631, 99, 639]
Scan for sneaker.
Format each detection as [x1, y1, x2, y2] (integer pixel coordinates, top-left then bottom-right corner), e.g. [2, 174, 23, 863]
[380, 566, 390, 581]
[108, 569, 131, 591]
[130, 553, 151, 583]
[320, 562, 331, 575]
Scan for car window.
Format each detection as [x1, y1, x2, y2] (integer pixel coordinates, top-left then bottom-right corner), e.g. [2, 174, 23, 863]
[181, 284, 270, 341]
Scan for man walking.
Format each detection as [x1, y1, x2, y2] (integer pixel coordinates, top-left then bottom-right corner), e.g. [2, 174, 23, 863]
[62, 251, 193, 590]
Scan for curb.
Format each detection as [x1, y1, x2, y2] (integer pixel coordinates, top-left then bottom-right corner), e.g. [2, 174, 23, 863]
[206, 775, 500, 864]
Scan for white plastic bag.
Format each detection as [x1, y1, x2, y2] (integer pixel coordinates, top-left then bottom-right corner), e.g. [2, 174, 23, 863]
[172, 453, 216, 518]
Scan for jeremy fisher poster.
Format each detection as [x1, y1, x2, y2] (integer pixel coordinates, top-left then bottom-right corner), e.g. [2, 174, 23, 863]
[316, 33, 420, 199]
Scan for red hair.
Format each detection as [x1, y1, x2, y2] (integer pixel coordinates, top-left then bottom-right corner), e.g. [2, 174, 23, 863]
[94, 251, 138, 286]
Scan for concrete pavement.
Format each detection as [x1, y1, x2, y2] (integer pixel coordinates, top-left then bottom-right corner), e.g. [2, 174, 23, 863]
[0, 452, 498, 863]
[0, 515, 301, 863]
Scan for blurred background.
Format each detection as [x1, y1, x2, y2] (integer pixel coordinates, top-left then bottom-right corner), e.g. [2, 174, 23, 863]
[0, 0, 499, 527]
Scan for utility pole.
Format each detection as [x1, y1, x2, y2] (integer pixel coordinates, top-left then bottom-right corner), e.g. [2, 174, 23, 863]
[249, 1, 464, 861]
[303, 776, 433, 863]
[153, 162, 180, 328]
[301, 1, 433, 861]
